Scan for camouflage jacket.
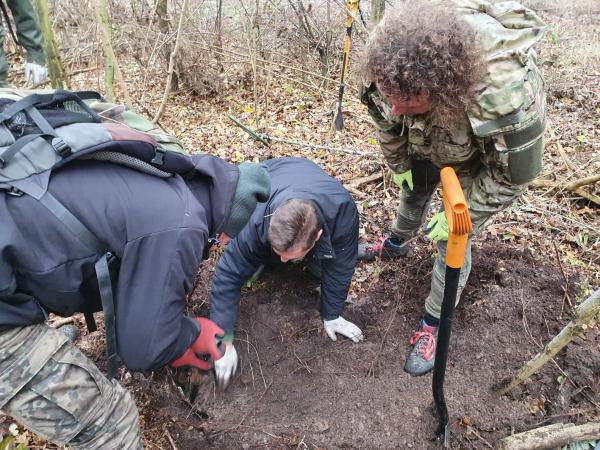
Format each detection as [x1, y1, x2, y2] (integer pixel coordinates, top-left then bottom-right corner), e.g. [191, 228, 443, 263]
[1, 0, 46, 64]
[361, 0, 547, 228]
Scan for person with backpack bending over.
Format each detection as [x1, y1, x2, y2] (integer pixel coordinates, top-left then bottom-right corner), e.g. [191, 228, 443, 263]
[0, 0, 48, 86]
[356, 0, 546, 376]
[0, 98, 271, 449]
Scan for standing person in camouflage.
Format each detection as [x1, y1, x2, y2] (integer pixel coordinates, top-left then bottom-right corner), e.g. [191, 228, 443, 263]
[0, 0, 47, 86]
[357, 0, 546, 376]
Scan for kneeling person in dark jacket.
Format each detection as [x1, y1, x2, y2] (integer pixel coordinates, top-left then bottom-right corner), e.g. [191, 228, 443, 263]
[209, 157, 362, 389]
[0, 155, 270, 449]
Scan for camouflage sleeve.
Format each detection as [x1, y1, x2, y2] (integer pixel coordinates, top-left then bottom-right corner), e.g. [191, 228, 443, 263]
[467, 135, 528, 234]
[6, 0, 45, 65]
[377, 126, 410, 173]
[359, 82, 410, 173]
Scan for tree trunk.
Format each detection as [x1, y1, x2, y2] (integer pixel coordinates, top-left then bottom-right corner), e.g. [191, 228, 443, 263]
[371, 0, 385, 25]
[93, 0, 131, 105]
[93, 0, 115, 101]
[214, 0, 224, 76]
[33, 0, 67, 88]
[156, 0, 178, 91]
[153, 0, 189, 124]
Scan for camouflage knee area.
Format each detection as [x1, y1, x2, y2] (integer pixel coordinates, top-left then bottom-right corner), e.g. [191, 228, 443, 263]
[71, 380, 142, 450]
[391, 189, 433, 239]
[424, 239, 473, 319]
[1, 327, 141, 450]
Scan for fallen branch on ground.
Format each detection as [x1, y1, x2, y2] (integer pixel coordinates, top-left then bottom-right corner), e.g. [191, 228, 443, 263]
[495, 422, 600, 450]
[496, 289, 600, 396]
[530, 176, 600, 206]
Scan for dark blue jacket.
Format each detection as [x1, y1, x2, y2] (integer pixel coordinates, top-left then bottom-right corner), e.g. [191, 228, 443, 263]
[210, 157, 358, 333]
[0, 155, 239, 371]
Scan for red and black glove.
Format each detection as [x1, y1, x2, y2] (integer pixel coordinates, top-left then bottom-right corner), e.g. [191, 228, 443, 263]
[170, 318, 224, 370]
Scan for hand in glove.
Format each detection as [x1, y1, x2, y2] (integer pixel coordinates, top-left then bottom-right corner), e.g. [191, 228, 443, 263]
[323, 316, 364, 343]
[392, 169, 413, 191]
[424, 211, 449, 241]
[170, 318, 224, 370]
[24, 62, 48, 86]
[214, 341, 238, 389]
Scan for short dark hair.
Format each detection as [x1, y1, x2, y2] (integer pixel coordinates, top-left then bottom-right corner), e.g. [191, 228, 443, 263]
[268, 199, 320, 252]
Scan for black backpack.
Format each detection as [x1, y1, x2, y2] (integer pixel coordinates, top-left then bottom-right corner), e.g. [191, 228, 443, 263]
[0, 88, 194, 377]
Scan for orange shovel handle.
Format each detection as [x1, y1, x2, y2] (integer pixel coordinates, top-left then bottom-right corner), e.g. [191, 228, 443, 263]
[440, 167, 473, 269]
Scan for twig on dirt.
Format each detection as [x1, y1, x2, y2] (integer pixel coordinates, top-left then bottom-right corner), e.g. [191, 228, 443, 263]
[228, 114, 378, 158]
[466, 426, 494, 449]
[344, 172, 383, 190]
[552, 241, 573, 316]
[291, 351, 313, 375]
[236, 336, 267, 389]
[164, 427, 179, 450]
[546, 122, 577, 174]
[534, 407, 597, 427]
[49, 316, 75, 328]
[518, 205, 598, 235]
[531, 178, 600, 206]
[264, 135, 377, 158]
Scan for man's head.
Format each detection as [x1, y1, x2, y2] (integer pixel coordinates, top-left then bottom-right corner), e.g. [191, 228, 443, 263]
[268, 199, 323, 263]
[364, 0, 486, 127]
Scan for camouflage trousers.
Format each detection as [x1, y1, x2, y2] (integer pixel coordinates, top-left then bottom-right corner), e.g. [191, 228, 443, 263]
[390, 159, 480, 320]
[0, 323, 142, 449]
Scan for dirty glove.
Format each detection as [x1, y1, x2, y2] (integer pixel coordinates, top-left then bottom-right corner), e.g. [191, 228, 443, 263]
[392, 169, 413, 191]
[214, 340, 238, 390]
[323, 316, 364, 343]
[24, 62, 48, 85]
[170, 318, 224, 370]
[424, 212, 449, 241]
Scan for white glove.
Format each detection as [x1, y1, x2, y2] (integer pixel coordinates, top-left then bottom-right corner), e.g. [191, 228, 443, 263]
[24, 62, 48, 86]
[214, 342, 238, 389]
[323, 316, 364, 343]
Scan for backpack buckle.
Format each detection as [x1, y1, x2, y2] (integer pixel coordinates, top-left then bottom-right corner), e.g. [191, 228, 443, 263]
[151, 148, 166, 165]
[51, 137, 71, 157]
[0, 183, 24, 196]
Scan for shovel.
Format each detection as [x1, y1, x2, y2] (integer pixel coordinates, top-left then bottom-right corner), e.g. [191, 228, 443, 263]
[333, 0, 359, 131]
[432, 167, 472, 447]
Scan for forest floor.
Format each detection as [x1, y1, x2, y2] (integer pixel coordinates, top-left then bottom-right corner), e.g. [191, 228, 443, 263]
[2, 1, 599, 449]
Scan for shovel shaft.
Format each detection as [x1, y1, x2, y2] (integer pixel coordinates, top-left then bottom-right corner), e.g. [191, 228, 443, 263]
[432, 266, 461, 436]
[333, 0, 359, 131]
[432, 167, 473, 444]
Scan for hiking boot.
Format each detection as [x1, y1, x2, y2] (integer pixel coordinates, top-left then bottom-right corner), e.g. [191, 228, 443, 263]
[404, 321, 438, 377]
[357, 236, 409, 261]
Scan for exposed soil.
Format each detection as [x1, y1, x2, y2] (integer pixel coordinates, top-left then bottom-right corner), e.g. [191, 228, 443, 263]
[74, 236, 594, 450]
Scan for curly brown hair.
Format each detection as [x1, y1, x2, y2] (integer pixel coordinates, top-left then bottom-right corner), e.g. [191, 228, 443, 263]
[364, 0, 486, 128]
